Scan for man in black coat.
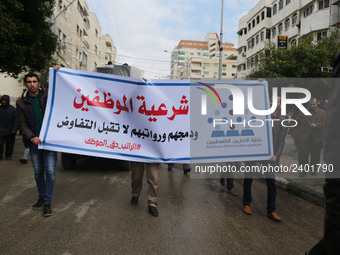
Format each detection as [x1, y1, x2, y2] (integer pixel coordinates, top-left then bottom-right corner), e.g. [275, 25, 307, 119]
[0, 95, 18, 160]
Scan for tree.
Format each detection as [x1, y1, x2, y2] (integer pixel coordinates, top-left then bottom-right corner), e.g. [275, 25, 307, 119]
[0, 0, 57, 77]
[247, 31, 340, 98]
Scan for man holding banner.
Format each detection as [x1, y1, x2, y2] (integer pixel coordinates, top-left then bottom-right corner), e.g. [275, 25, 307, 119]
[16, 73, 57, 217]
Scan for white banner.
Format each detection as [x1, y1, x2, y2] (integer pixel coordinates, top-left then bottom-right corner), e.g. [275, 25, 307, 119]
[39, 68, 273, 163]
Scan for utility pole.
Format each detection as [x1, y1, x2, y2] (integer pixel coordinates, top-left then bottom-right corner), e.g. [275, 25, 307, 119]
[218, 0, 224, 80]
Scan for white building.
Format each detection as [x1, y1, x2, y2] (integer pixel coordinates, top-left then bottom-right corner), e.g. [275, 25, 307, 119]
[0, 0, 117, 103]
[237, 0, 340, 78]
[171, 32, 238, 79]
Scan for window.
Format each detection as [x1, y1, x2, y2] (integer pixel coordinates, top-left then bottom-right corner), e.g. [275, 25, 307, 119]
[273, 4, 277, 15]
[174, 52, 178, 60]
[179, 51, 185, 55]
[232, 65, 237, 68]
[317, 31, 328, 41]
[105, 52, 111, 60]
[222, 64, 227, 68]
[261, 11, 265, 20]
[278, 23, 283, 34]
[214, 72, 218, 75]
[319, 0, 330, 10]
[197, 52, 201, 56]
[178, 62, 184, 66]
[292, 13, 298, 25]
[257, 15, 260, 24]
[252, 19, 255, 28]
[59, 0, 63, 9]
[82, 52, 87, 67]
[232, 73, 236, 77]
[190, 52, 194, 55]
[95, 45, 97, 55]
[203, 53, 209, 56]
[260, 31, 264, 41]
[285, 19, 290, 30]
[203, 71, 209, 75]
[203, 63, 210, 67]
[267, 7, 271, 17]
[291, 39, 297, 46]
[248, 23, 251, 31]
[304, 5, 314, 17]
[251, 38, 255, 48]
[214, 63, 218, 67]
[222, 73, 226, 76]
[266, 29, 271, 39]
[286, 0, 290, 5]
[279, 0, 283, 11]
[244, 28, 247, 34]
[272, 27, 277, 38]
[256, 35, 259, 44]
[179, 56, 185, 60]
[248, 41, 252, 49]
[95, 29, 98, 38]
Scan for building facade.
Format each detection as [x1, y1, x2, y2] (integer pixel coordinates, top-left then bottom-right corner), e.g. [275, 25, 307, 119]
[52, 0, 117, 71]
[237, 0, 340, 78]
[171, 32, 238, 79]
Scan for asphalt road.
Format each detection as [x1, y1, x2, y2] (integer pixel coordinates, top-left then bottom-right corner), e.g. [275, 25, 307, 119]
[0, 137, 324, 255]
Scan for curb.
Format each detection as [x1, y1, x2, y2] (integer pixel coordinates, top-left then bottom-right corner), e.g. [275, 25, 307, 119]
[275, 177, 325, 208]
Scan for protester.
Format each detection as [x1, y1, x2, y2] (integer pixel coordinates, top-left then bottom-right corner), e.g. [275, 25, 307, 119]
[130, 162, 160, 217]
[16, 73, 57, 217]
[295, 97, 326, 177]
[0, 95, 18, 160]
[19, 146, 30, 164]
[242, 97, 287, 222]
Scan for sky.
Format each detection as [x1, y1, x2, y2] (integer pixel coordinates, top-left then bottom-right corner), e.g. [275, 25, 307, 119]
[86, 0, 259, 78]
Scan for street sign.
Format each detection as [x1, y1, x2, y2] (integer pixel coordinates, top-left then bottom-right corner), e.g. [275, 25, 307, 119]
[277, 35, 288, 49]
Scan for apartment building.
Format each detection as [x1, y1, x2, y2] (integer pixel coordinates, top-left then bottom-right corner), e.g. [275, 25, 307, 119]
[171, 32, 238, 79]
[53, 0, 117, 71]
[237, 0, 340, 78]
[0, 0, 117, 102]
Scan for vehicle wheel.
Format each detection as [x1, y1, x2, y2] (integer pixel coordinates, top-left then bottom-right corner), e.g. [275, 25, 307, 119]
[61, 153, 77, 170]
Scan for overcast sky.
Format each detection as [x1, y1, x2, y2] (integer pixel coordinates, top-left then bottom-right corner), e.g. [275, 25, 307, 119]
[86, 0, 259, 78]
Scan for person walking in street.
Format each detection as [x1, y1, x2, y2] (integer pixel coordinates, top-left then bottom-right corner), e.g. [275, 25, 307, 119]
[0, 95, 18, 160]
[242, 97, 287, 222]
[220, 162, 240, 196]
[295, 97, 326, 177]
[16, 73, 57, 217]
[130, 162, 160, 217]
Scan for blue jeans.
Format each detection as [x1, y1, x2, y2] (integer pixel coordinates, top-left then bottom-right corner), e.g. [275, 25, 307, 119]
[30, 144, 57, 205]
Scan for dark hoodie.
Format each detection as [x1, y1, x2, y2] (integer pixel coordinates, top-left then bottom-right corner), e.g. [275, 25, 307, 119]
[0, 95, 18, 136]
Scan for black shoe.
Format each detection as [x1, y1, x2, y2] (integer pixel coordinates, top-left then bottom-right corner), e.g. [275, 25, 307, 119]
[32, 197, 44, 209]
[19, 159, 28, 164]
[148, 206, 159, 217]
[43, 204, 52, 217]
[131, 196, 139, 205]
[226, 188, 239, 196]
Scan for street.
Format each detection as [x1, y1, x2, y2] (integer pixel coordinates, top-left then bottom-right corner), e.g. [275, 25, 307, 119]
[0, 137, 324, 255]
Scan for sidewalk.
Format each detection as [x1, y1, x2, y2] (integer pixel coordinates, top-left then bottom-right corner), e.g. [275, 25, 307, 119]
[276, 135, 325, 207]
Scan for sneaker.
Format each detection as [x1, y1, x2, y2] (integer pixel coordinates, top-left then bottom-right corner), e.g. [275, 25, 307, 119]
[43, 204, 52, 217]
[130, 196, 139, 205]
[226, 188, 239, 196]
[243, 205, 252, 215]
[267, 212, 282, 222]
[148, 206, 159, 217]
[32, 197, 44, 209]
[19, 159, 28, 164]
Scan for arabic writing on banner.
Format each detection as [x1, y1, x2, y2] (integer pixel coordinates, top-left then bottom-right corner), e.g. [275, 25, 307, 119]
[39, 68, 273, 163]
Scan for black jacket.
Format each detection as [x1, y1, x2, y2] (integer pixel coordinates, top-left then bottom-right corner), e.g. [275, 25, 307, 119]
[0, 95, 18, 136]
[16, 89, 47, 146]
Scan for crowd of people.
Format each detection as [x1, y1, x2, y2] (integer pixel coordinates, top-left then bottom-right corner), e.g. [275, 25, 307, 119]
[1, 53, 339, 254]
